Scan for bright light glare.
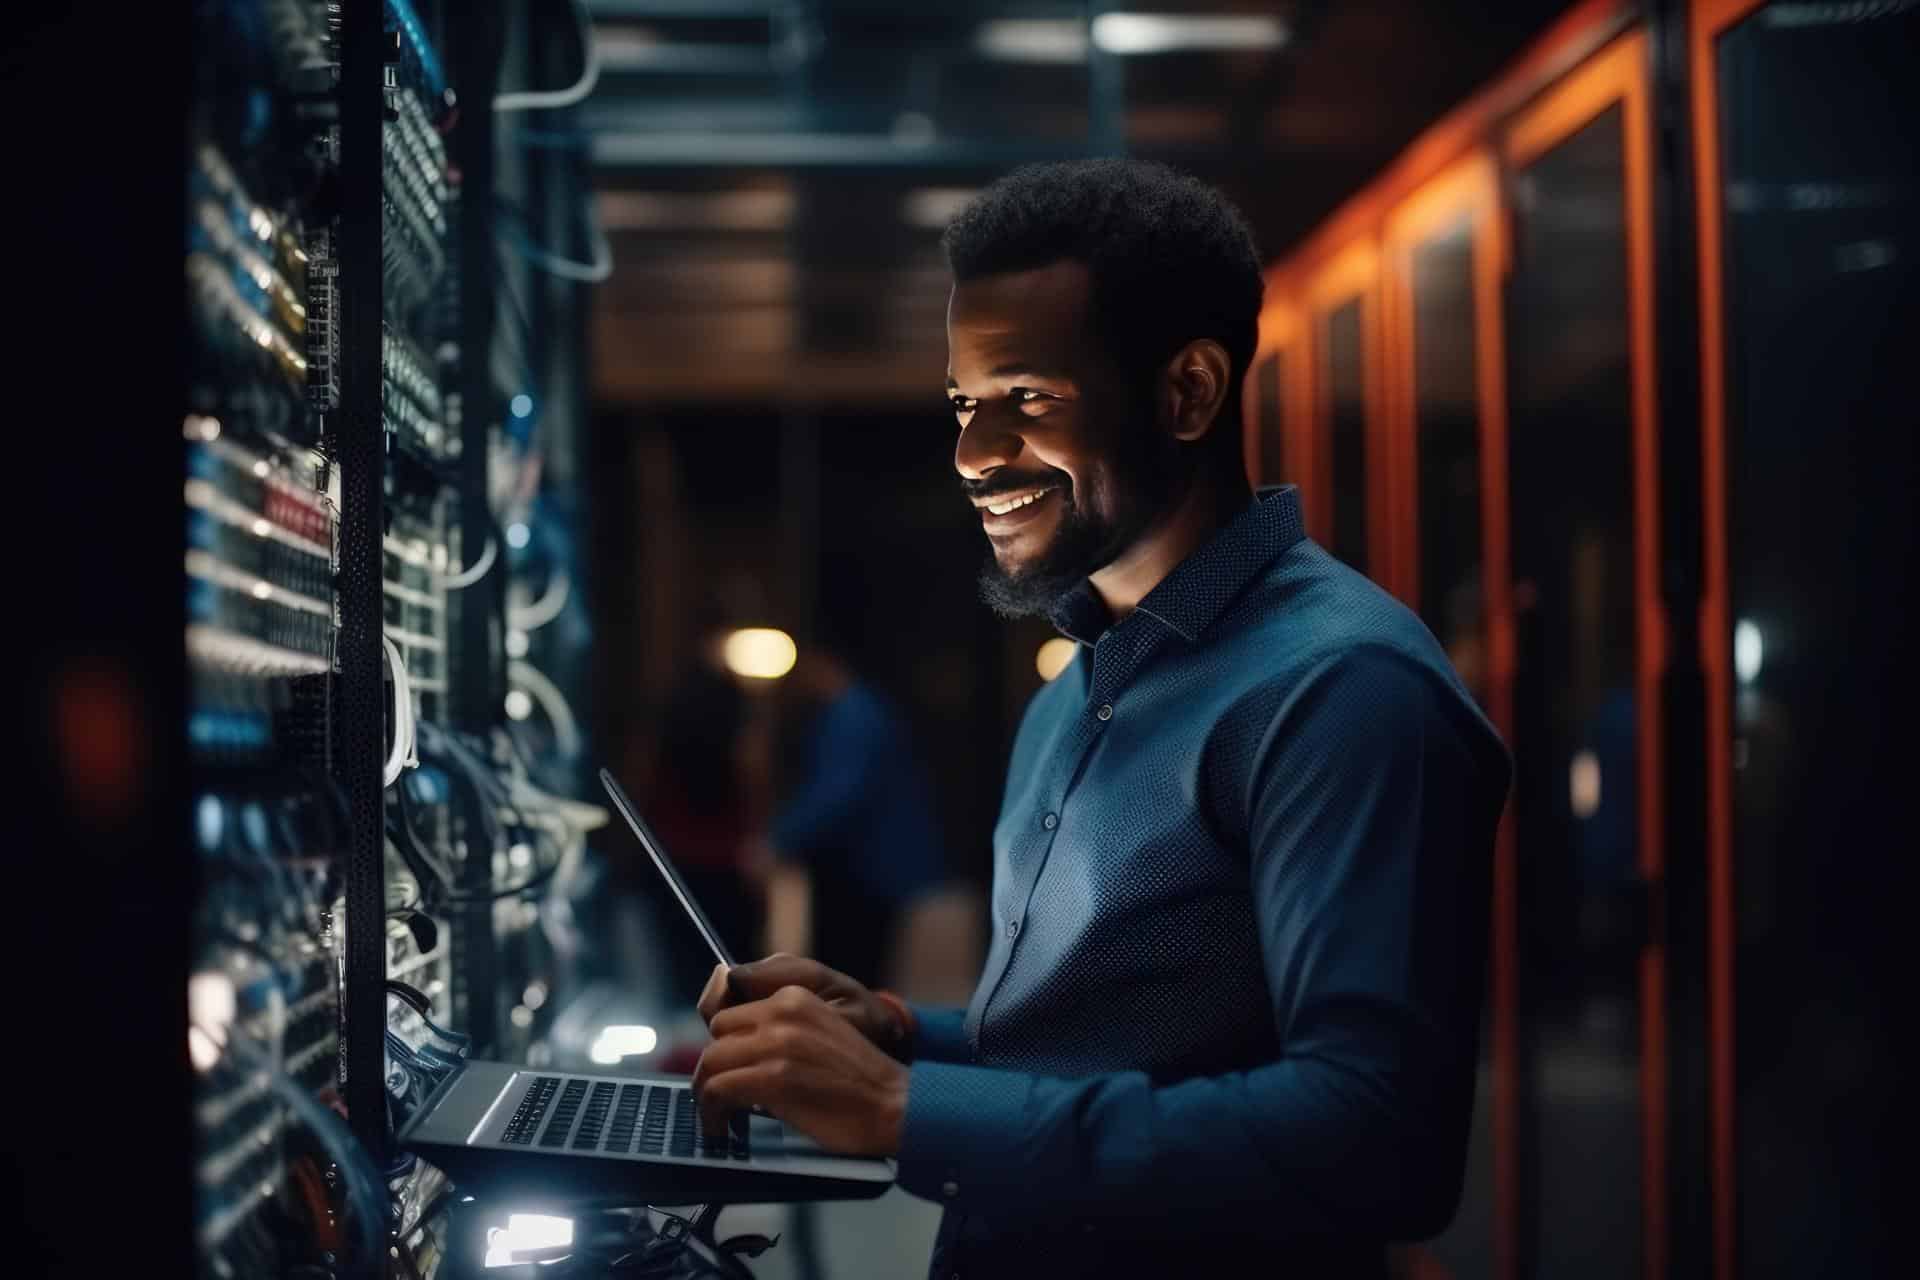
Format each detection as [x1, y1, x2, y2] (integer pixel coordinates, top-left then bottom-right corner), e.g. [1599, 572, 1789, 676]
[510, 394, 534, 419]
[484, 1214, 574, 1269]
[723, 628, 798, 680]
[1570, 749, 1602, 820]
[974, 18, 1088, 62]
[506, 522, 531, 549]
[187, 971, 237, 1073]
[1734, 618, 1763, 684]
[1035, 637, 1078, 682]
[1091, 13, 1289, 55]
[505, 628, 530, 658]
[588, 1024, 659, 1065]
[504, 689, 534, 721]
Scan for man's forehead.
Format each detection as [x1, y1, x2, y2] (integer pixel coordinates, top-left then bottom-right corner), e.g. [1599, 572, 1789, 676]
[947, 260, 1091, 379]
[949, 259, 1091, 322]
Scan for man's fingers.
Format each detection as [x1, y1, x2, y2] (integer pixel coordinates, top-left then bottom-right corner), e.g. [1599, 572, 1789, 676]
[696, 963, 733, 1024]
[725, 953, 834, 1002]
[708, 983, 823, 1039]
[695, 1063, 783, 1137]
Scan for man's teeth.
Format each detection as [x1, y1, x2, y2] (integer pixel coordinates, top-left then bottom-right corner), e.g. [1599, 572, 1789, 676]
[986, 490, 1048, 516]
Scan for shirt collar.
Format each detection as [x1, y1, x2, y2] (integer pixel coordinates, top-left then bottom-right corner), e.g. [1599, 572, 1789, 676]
[1049, 485, 1306, 645]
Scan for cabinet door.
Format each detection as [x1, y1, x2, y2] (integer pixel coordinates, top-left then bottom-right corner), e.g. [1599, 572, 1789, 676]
[1503, 31, 1666, 1280]
[1386, 154, 1514, 1279]
[1696, 1, 1917, 1275]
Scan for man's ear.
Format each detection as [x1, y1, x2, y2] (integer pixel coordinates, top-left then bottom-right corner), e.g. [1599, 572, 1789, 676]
[1157, 339, 1232, 443]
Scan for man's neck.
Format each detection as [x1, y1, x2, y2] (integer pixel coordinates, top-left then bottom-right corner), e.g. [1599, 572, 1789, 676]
[1088, 465, 1251, 619]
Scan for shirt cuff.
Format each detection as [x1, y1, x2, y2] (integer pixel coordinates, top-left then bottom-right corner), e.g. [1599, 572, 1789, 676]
[906, 1004, 971, 1064]
[896, 1061, 1034, 1213]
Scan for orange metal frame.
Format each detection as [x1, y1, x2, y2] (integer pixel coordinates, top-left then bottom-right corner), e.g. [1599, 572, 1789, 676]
[1304, 240, 1387, 574]
[1690, 3, 1765, 1278]
[1379, 148, 1522, 1280]
[1504, 29, 1669, 1280]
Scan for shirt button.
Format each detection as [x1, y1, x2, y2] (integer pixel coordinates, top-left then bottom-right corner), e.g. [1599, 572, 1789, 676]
[1042, 812, 1057, 830]
[1006, 920, 1020, 940]
[1095, 703, 1113, 721]
[942, 1180, 959, 1198]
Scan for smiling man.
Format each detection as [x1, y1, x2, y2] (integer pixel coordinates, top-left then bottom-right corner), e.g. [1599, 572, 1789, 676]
[693, 159, 1511, 1278]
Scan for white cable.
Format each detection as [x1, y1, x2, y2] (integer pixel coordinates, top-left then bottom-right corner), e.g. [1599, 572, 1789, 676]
[493, 0, 600, 112]
[507, 568, 571, 633]
[507, 659, 583, 759]
[382, 634, 419, 788]
[433, 535, 496, 590]
[509, 214, 613, 283]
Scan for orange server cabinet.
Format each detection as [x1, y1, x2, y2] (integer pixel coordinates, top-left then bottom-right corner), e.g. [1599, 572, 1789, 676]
[1304, 242, 1389, 586]
[1499, 28, 1669, 1280]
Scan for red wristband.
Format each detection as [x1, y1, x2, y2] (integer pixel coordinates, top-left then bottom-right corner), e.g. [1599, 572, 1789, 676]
[872, 989, 916, 1057]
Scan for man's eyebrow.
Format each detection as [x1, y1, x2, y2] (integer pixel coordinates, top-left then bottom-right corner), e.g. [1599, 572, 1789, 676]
[947, 365, 1072, 393]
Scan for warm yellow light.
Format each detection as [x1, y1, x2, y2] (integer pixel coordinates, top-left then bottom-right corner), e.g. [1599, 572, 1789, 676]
[1035, 637, 1078, 681]
[724, 628, 798, 680]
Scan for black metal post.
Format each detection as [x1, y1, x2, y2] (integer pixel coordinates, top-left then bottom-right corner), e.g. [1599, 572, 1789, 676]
[452, 6, 507, 1056]
[336, 0, 391, 1180]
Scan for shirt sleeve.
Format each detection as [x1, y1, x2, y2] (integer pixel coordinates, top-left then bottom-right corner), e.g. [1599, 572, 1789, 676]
[905, 1004, 972, 1064]
[895, 648, 1504, 1240]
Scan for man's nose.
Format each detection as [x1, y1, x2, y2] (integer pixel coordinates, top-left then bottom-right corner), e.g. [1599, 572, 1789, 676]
[955, 420, 1022, 480]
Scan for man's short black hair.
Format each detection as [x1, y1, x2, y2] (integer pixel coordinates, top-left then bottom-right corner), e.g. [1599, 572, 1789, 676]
[942, 158, 1263, 475]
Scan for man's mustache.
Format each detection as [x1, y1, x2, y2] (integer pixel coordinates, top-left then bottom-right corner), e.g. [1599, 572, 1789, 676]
[960, 471, 1071, 503]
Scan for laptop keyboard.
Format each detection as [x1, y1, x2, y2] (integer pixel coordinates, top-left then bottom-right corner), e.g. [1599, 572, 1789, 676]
[501, 1075, 748, 1159]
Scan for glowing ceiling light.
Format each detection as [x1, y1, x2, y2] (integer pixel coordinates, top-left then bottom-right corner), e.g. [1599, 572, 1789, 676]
[1734, 618, 1763, 684]
[1090, 13, 1289, 55]
[251, 519, 273, 538]
[504, 689, 533, 721]
[1035, 637, 1078, 682]
[505, 629, 530, 658]
[974, 18, 1088, 63]
[510, 393, 534, 419]
[723, 628, 798, 680]
[505, 522, 531, 550]
[588, 1025, 659, 1065]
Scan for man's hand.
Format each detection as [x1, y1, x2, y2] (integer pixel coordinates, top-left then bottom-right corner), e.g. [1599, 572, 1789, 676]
[692, 984, 908, 1157]
[697, 954, 910, 1060]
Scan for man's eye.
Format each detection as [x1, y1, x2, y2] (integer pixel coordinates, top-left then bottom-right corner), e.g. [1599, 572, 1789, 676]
[1014, 389, 1046, 403]
[950, 397, 976, 423]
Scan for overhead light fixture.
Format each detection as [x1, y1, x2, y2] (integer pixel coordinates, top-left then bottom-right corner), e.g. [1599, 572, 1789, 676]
[974, 18, 1089, 63]
[1090, 13, 1289, 55]
[723, 627, 798, 681]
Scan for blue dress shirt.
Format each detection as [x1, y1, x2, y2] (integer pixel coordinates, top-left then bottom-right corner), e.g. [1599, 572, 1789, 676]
[896, 487, 1510, 1278]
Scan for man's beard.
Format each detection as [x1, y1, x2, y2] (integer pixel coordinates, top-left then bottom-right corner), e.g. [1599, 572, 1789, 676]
[973, 425, 1181, 620]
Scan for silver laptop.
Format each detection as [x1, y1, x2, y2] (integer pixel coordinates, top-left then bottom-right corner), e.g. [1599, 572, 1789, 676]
[393, 770, 894, 1203]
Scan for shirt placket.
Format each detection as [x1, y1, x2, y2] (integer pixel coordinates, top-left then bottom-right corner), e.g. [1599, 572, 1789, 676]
[965, 617, 1166, 1051]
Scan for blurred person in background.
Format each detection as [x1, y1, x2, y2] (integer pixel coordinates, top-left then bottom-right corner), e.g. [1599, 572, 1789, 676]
[755, 641, 947, 991]
[692, 159, 1511, 1279]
